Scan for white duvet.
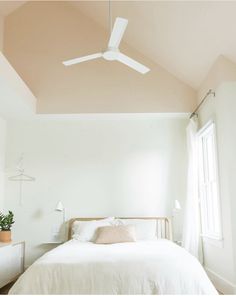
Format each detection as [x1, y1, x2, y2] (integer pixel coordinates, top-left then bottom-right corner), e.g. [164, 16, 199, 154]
[10, 239, 217, 295]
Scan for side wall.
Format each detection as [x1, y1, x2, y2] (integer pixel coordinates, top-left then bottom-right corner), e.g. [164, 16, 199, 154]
[0, 116, 6, 210]
[198, 56, 236, 294]
[4, 116, 188, 266]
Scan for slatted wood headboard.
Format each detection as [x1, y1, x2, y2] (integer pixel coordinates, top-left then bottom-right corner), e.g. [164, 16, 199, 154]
[68, 217, 173, 241]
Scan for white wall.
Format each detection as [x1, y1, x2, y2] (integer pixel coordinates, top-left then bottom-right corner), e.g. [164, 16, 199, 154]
[197, 56, 236, 293]
[4, 116, 188, 266]
[0, 52, 37, 120]
[0, 116, 6, 210]
[198, 83, 236, 293]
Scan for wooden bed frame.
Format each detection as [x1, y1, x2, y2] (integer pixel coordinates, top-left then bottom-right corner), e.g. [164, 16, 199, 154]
[68, 217, 173, 241]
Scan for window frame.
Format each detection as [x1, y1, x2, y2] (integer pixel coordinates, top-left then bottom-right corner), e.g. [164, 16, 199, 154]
[197, 120, 223, 241]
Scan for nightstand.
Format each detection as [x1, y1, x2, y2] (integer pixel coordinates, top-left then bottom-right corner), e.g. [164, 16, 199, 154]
[43, 241, 64, 245]
[0, 241, 25, 288]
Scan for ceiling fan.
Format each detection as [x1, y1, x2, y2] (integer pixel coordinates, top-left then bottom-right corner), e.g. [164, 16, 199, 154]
[63, 17, 150, 74]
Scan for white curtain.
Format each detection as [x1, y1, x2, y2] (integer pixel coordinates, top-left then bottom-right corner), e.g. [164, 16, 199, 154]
[182, 118, 203, 263]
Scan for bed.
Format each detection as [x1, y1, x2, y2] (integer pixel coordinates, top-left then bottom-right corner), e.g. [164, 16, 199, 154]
[9, 217, 217, 295]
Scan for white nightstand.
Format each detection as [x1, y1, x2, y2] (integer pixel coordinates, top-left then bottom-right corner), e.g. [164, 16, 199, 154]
[0, 241, 25, 288]
[43, 241, 64, 245]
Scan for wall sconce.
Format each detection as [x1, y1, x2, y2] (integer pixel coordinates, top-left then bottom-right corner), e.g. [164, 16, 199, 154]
[173, 199, 181, 212]
[55, 201, 66, 242]
[55, 201, 66, 223]
[172, 199, 182, 245]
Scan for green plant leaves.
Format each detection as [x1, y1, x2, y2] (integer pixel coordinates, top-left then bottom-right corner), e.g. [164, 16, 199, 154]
[0, 210, 15, 231]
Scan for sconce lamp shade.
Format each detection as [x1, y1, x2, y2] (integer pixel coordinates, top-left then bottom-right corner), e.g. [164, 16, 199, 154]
[174, 199, 181, 211]
[55, 201, 64, 212]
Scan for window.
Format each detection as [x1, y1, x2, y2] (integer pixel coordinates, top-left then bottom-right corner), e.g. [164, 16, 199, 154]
[197, 121, 222, 240]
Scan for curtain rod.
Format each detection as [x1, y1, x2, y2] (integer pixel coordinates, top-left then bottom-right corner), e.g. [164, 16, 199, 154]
[189, 89, 215, 119]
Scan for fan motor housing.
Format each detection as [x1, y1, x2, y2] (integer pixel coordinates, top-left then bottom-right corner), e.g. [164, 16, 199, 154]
[103, 48, 119, 61]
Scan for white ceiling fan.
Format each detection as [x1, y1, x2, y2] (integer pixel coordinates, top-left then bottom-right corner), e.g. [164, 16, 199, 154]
[63, 16, 150, 74]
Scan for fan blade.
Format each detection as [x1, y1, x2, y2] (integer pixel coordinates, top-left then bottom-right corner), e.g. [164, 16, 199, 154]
[63, 53, 103, 66]
[117, 53, 150, 74]
[108, 17, 128, 49]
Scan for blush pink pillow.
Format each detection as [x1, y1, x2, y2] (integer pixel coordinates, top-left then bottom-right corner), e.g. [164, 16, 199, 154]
[95, 225, 136, 244]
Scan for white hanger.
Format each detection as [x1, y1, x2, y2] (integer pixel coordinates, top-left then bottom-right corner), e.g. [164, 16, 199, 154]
[8, 168, 35, 182]
[8, 154, 35, 205]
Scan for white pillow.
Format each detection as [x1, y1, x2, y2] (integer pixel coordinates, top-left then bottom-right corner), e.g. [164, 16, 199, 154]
[72, 217, 114, 242]
[115, 219, 157, 240]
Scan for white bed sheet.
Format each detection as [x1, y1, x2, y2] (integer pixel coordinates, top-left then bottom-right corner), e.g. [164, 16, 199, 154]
[9, 239, 217, 295]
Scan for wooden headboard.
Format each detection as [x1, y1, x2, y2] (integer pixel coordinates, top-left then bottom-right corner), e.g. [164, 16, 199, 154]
[67, 217, 173, 241]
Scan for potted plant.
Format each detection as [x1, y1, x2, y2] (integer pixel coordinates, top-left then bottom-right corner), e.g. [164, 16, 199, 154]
[0, 211, 15, 242]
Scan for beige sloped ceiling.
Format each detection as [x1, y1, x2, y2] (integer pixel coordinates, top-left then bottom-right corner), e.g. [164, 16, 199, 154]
[3, 1, 196, 114]
[0, 1, 26, 16]
[75, 1, 236, 90]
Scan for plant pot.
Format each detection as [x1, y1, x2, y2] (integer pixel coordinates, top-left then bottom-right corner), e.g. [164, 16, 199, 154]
[0, 231, 12, 243]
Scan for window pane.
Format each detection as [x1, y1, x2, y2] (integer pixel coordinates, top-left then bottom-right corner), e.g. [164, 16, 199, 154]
[198, 122, 221, 239]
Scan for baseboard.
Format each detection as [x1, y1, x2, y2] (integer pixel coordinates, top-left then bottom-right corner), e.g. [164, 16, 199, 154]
[205, 267, 236, 294]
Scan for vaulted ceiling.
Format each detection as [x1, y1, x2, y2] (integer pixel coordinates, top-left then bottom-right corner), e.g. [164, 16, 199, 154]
[1, 1, 236, 114]
[2, 1, 236, 89]
[0, 1, 26, 16]
[74, 1, 236, 89]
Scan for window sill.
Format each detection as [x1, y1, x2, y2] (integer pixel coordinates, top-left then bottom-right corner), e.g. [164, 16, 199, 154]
[201, 235, 224, 248]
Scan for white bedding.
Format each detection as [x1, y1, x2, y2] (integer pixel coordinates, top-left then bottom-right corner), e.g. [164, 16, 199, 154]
[9, 239, 217, 295]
